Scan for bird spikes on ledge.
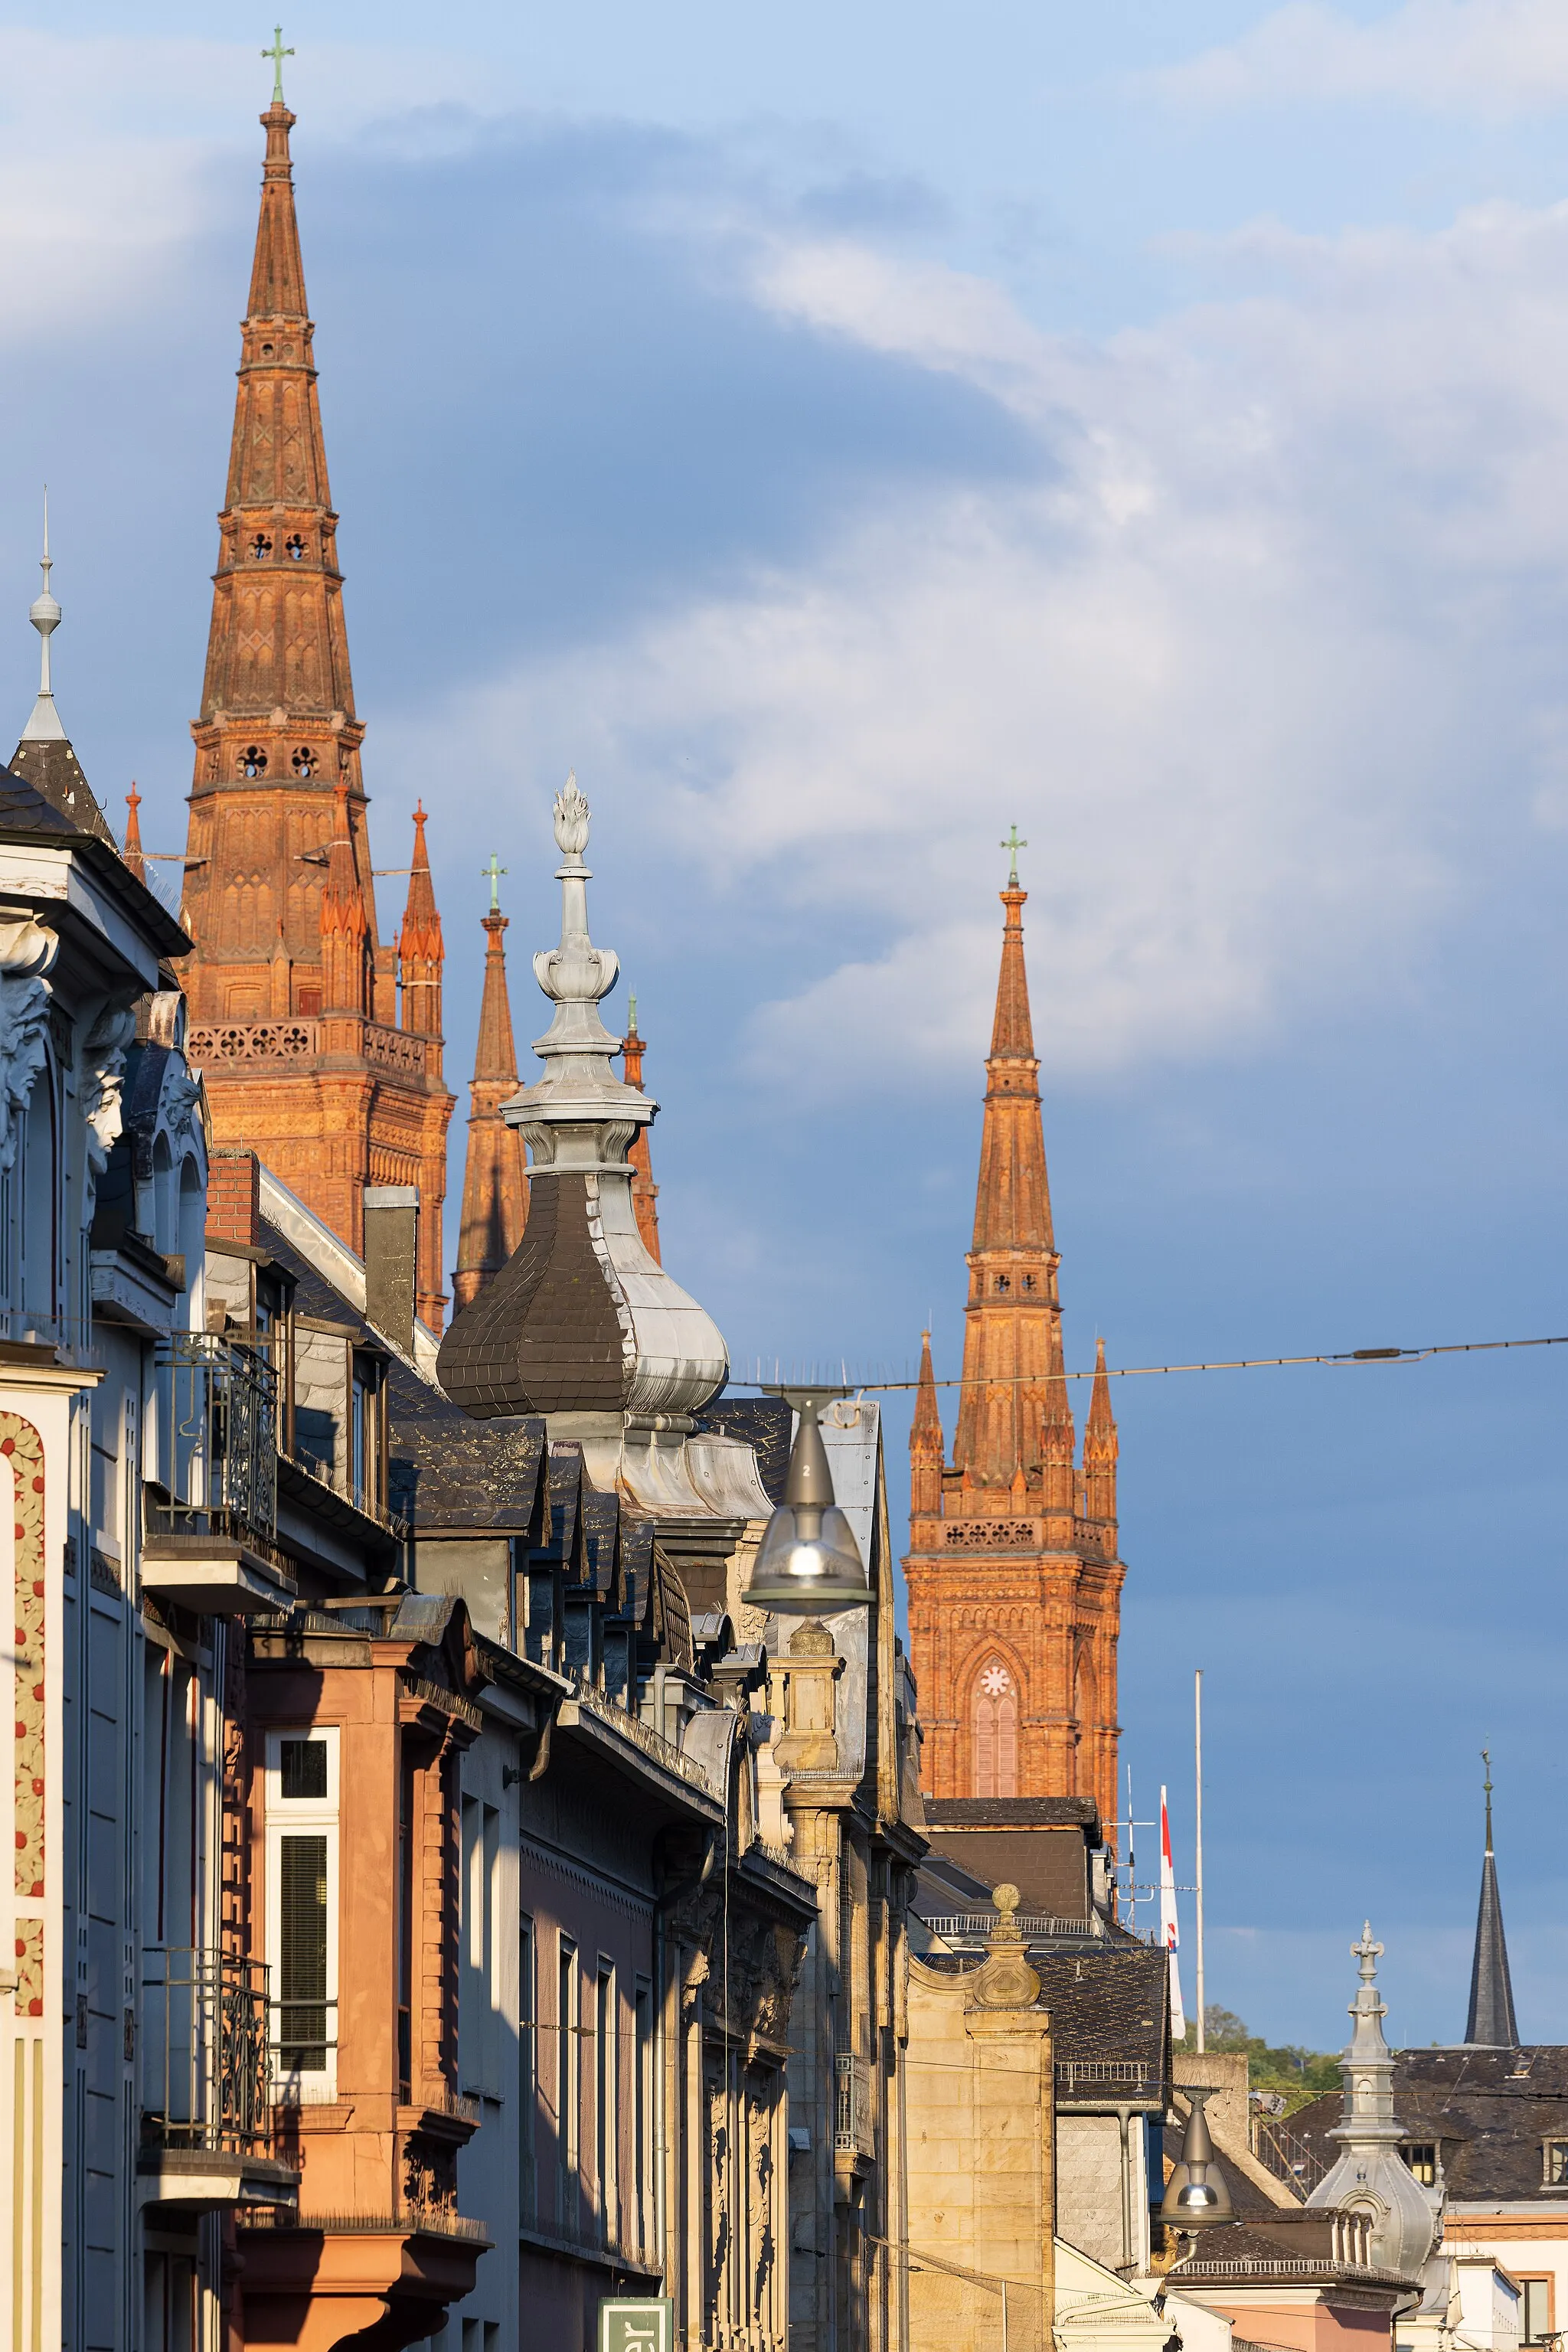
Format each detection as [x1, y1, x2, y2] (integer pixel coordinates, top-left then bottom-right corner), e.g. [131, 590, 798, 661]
[436, 776, 725, 1425]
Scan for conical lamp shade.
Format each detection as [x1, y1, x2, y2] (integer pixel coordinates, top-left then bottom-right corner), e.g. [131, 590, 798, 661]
[742, 1401, 871, 1613]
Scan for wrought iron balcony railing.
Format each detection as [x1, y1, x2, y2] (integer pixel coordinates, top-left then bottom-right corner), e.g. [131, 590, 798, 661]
[835, 2050, 875, 2160]
[141, 1949, 273, 2158]
[148, 1334, 278, 1550]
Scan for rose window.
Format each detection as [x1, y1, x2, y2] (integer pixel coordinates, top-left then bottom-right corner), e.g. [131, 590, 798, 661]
[980, 1664, 1011, 1697]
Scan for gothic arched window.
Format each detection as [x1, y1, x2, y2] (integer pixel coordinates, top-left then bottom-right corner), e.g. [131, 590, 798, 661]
[972, 1660, 1018, 1798]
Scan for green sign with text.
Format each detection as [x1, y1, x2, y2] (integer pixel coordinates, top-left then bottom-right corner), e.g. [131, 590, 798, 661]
[597, 2298, 674, 2352]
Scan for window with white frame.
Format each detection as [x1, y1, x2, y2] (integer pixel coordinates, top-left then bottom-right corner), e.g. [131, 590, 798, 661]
[1520, 2280, 1553, 2345]
[460, 1798, 501, 2096]
[557, 1937, 578, 2232]
[595, 1961, 617, 2246]
[633, 1975, 653, 2256]
[265, 1728, 339, 2099]
[520, 1914, 537, 2222]
[1545, 2140, 1568, 2187]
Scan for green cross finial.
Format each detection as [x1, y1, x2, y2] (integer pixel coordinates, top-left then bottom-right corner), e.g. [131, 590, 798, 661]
[263, 26, 294, 104]
[482, 853, 506, 913]
[1001, 824, 1027, 887]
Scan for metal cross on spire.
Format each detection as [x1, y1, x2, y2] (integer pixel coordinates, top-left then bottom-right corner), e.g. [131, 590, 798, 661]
[482, 853, 506, 913]
[1482, 1746, 1494, 1854]
[1001, 824, 1027, 887]
[263, 25, 295, 104]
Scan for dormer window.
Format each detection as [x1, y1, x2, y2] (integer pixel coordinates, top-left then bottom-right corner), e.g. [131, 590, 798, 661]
[1543, 2139, 1568, 2187]
[351, 1351, 385, 1517]
[1402, 2143, 1437, 2186]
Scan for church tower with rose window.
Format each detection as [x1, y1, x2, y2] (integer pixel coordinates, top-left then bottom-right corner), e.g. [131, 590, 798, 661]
[903, 845, 1124, 1838]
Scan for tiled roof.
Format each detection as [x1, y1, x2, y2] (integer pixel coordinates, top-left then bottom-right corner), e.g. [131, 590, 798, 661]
[1283, 2049, 1568, 2206]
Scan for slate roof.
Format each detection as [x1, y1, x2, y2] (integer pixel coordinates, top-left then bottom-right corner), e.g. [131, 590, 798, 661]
[1278, 2048, 1568, 2204]
[926, 1796, 1101, 1833]
[694, 1396, 792, 1504]
[1036, 1942, 1169, 2091]
[0, 760, 190, 957]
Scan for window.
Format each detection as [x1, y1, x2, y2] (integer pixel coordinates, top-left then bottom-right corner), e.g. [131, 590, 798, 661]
[1545, 2141, 1568, 2187]
[285, 534, 305, 561]
[634, 1978, 653, 2256]
[596, 1963, 616, 2246]
[1402, 2143, 1437, 2186]
[995, 1274, 1010, 1293]
[351, 1354, 384, 1515]
[291, 746, 315, 775]
[557, 1939, 579, 2232]
[396, 1756, 416, 2102]
[520, 1916, 537, 2222]
[250, 532, 273, 559]
[460, 1798, 500, 2096]
[1021, 1272, 1036, 1291]
[972, 1660, 1018, 1798]
[239, 745, 269, 777]
[266, 1730, 338, 2099]
[1521, 2281, 1553, 2344]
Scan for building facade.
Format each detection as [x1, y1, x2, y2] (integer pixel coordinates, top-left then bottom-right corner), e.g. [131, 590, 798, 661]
[178, 87, 454, 1328]
[903, 863, 1124, 1834]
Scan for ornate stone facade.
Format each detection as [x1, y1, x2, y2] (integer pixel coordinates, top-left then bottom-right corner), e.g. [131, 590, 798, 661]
[178, 95, 453, 1326]
[903, 874, 1124, 1834]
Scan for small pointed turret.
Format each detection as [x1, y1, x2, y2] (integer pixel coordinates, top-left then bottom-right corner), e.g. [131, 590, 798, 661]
[9, 494, 115, 844]
[1466, 1751, 1520, 2046]
[619, 993, 662, 1263]
[397, 802, 444, 1042]
[452, 858, 528, 1313]
[123, 788, 146, 883]
[1083, 1337, 1119, 1532]
[910, 1331, 944, 1519]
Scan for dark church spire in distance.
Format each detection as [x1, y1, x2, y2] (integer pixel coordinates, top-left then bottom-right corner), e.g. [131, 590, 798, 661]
[1465, 1749, 1520, 2047]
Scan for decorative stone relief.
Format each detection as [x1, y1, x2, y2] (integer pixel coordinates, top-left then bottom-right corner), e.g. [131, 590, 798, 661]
[0, 920, 57, 1174]
[81, 1007, 138, 1224]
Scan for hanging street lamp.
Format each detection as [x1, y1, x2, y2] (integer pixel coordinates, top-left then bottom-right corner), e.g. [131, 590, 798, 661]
[742, 1389, 871, 1615]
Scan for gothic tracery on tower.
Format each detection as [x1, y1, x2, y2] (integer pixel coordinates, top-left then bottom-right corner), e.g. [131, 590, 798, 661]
[178, 91, 454, 1326]
[903, 866, 1125, 1834]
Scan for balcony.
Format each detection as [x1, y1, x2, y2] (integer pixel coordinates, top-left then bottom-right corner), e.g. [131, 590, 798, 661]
[139, 1949, 299, 2210]
[835, 2051, 875, 2163]
[142, 1336, 295, 1615]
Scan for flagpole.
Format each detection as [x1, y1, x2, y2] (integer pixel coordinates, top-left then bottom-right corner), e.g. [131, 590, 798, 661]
[1194, 1668, 1206, 2055]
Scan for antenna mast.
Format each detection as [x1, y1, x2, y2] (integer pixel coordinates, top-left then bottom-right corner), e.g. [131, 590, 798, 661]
[1194, 1668, 1207, 2053]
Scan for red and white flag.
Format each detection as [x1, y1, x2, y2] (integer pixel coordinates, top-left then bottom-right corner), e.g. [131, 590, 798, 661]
[1160, 1784, 1187, 2040]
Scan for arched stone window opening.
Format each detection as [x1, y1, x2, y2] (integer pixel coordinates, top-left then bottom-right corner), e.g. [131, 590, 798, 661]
[972, 1659, 1018, 1799]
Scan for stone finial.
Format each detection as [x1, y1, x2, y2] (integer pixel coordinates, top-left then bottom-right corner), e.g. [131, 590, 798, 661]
[973, 1888, 1041, 2010]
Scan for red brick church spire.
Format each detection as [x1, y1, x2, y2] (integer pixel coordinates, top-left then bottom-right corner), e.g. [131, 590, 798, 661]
[179, 70, 453, 1328]
[903, 831, 1125, 1836]
[453, 858, 528, 1312]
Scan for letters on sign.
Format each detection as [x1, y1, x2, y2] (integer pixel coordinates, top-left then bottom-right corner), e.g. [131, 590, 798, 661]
[598, 2298, 674, 2352]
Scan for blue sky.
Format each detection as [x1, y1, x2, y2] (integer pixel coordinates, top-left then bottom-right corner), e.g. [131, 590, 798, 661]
[7, 0, 1568, 2050]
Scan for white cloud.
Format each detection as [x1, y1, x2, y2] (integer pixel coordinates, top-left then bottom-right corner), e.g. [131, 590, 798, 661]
[390, 200, 1568, 1099]
[0, 29, 504, 328]
[1153, 0, 1568, 118]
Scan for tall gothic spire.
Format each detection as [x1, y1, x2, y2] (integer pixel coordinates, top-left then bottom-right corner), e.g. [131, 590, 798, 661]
[452, 861, 528, 1313]
[9, 493, 115, 845]
[180, 80, 453, 1329]
[1466, 1751, 1519, 2046]
[620, 995, 662, 1263]
[952, 870, 1060, 1489]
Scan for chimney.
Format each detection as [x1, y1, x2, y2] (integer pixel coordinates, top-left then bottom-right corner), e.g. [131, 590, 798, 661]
[207, 1148, 262, 1250]
[364, 1185, 419, 1356]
